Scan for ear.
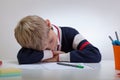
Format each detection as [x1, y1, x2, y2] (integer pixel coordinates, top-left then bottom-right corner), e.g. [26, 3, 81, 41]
[45, 19, 51, 27]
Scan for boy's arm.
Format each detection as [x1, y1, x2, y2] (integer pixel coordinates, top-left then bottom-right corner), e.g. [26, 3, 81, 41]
[59, 34, 101, 63]
[59, 44, 101, 63]
[17, 48, 54, 64]
[42, 51, 65, 62]
[43, 43, 101, 63]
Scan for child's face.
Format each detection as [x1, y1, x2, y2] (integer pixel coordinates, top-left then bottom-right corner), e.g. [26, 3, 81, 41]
[45, 28, 58, 50]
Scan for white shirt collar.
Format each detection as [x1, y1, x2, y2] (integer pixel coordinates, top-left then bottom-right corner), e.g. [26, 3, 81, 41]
[52, 24, 62, 50]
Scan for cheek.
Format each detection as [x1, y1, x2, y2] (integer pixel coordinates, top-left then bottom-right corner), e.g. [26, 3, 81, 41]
[52, 38, 57, 46]
[51, 37, 57, 49]
[54, 36, 58, 45]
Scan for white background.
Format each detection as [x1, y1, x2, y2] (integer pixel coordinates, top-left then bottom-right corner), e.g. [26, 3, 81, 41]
[0, 0, 120, 61]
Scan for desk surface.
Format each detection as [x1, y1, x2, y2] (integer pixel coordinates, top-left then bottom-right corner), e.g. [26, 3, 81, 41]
[0, 60, 120, 80]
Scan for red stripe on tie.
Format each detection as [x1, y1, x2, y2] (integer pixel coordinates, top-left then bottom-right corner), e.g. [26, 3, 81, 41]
[79, 42, 90, 50]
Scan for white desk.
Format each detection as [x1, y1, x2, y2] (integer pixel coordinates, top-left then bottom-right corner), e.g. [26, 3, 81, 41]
[0, 60, 120, 80]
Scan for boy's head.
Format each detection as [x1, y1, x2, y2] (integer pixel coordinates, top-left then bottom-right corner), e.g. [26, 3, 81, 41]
[14, 15, 58, 51]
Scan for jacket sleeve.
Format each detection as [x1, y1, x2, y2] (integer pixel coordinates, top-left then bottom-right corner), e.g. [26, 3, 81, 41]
[17, 48, 53, 64]
[59, 33, 101, 63]
[70, 40, 101, 63]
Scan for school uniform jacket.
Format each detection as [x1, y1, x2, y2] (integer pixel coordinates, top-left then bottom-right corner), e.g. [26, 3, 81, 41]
[17, 25, 101, 64]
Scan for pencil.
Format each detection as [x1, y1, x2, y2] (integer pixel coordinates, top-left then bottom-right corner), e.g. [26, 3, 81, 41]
[115, 31, 119, 41]
[109, 36, 113, 42]
[57, 62, 84, 69]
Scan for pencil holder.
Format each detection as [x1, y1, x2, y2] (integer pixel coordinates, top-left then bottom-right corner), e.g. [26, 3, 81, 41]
[113, 45, 120, 70]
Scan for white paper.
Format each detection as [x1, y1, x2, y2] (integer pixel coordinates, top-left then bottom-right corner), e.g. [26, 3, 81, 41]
[16, 62, 93, 70]
[1, 60, 93, 70]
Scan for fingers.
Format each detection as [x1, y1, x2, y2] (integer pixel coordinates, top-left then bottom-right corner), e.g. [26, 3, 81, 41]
[53, 51, 65, 55]
[42, 51, 65, 62]
[42, 58, 53, 62]
[42, 58, 54, 62]
[42, 55, 59, 62]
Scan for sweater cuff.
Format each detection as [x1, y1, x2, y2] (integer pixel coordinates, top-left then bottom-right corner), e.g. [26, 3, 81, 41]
[73, 34, 85, 49]
[59, 52, 70, 62]
[42, 50, 53, 60]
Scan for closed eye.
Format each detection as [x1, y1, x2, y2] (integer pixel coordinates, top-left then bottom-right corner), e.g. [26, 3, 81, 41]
[49, 39, 53, 44]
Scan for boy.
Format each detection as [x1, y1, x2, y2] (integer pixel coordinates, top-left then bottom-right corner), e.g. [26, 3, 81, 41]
[14, 15, 101, 64]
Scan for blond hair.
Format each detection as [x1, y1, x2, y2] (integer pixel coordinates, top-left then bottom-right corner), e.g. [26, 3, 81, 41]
[14, 15, 50, 50]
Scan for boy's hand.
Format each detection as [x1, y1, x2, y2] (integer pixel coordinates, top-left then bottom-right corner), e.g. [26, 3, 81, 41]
[42, 51, 65, 62]
[52, 51, 65, 55]
[42, 55, 59, 62]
